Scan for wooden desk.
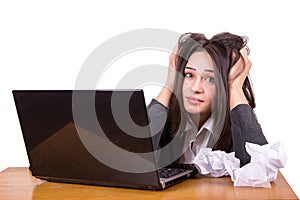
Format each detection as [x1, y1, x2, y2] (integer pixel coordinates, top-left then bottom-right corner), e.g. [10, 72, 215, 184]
[0, 167, 298, 200]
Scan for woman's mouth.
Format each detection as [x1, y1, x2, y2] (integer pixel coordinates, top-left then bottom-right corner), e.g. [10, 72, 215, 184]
[186, 97, 204, 105]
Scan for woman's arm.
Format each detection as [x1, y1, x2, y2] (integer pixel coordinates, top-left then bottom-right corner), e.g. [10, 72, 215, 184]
[228, 47, 268, 166]
[147, 99, 169, 150]
[228, 47, 251, 110]
[147, 47, 178, 150]
[230, 105, 267, 166]
[155, 46, 178, 107]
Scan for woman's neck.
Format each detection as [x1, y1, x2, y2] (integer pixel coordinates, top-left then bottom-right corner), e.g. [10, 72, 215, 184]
[190, 113, 210, 130]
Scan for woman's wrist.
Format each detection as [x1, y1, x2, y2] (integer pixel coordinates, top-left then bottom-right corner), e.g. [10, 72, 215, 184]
[229, 87, 248, 110]
[156, 86, 173, 107]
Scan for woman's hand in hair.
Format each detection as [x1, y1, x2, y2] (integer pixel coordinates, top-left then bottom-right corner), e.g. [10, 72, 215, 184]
[228, 47, 252, 89]
[165, 47, 178, 90]
[228, 47, 252, 110]
[155, 46, 178, 107]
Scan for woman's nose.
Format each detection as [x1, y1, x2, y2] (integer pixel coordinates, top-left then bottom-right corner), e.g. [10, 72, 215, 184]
[191, 77, 204, 93]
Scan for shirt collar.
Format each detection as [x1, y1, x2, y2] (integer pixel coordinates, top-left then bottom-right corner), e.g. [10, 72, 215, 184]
[201, 117, 214, 134]
[184, 114, 214, 136]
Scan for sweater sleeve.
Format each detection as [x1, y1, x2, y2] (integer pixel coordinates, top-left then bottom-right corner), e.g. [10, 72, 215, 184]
[146, 99, 170, 151]
[230, 104, 268, 166]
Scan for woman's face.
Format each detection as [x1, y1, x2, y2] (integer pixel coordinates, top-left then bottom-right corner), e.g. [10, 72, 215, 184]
[182, 51, 216, 118]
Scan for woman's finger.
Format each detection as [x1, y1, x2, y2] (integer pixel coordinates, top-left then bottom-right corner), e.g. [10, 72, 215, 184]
[240, 47, 252, 72]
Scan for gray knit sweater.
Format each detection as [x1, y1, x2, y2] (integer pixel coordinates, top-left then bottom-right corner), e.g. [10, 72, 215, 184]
[147, 99, 268, 167]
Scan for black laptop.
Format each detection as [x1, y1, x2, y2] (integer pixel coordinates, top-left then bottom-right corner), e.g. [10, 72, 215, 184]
[12, 90, 195, 190]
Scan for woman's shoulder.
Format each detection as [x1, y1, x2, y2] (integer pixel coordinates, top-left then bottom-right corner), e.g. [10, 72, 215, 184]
[230, 104, 253, 116]
[147, 98, 170, 110]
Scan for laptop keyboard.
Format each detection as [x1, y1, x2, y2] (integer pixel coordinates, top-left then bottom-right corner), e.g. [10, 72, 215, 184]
[158, 168, 187, 179]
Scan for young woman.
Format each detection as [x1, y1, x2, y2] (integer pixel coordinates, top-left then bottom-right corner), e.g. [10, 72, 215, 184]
[147, 32, 267, 168]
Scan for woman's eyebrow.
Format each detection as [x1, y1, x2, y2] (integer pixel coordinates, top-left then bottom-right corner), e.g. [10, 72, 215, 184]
[185, 66, 196, 71]
[185, 67, 214, 73]
[204, 69, 214, 73]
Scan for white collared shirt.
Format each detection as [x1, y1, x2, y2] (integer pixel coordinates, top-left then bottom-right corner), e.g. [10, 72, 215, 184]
[179, 116, 215, 164]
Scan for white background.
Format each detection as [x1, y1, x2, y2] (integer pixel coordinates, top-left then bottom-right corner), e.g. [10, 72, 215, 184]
[1, 0, 299, 197]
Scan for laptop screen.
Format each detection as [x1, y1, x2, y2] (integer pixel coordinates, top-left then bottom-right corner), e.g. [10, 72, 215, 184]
[13, 90, 161, 189]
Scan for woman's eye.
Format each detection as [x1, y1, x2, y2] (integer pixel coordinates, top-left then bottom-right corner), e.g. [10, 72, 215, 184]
[185, 73, 193, 78]
[204, 76, 215, 83]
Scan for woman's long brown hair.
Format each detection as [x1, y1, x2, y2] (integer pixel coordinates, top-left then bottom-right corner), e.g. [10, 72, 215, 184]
[163, 32, 255, 153]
